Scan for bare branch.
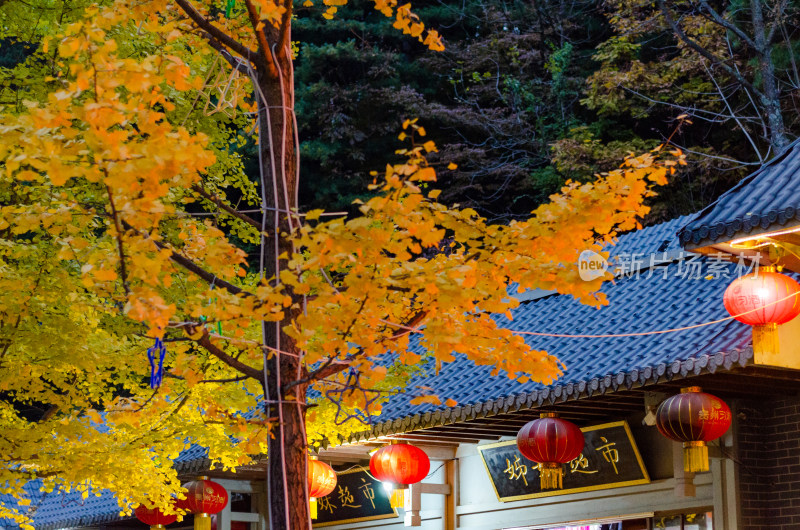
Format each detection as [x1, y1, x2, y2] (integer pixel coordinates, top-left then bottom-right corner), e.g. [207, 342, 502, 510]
[704, 63, 763, 162]
[174, 0, 257, 60]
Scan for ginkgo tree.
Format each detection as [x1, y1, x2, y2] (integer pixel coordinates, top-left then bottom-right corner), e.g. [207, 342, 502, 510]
[0, 0, 684, 527]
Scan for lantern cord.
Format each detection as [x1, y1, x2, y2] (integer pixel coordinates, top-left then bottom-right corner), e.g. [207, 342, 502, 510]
[378, 290, 800, 339]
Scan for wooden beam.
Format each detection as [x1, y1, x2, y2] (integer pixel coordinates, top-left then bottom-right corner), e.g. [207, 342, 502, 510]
[382, 433, 484, 445]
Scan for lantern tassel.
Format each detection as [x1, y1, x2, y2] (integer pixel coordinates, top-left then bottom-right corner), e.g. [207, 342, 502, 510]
[683, 441, 709, 473]
[194, 514, 211, 530]
[389, 487, 406, 509]
[753, 323, 779, 359]
[310, 498, 317, 519]
[539, 463, 564, 490]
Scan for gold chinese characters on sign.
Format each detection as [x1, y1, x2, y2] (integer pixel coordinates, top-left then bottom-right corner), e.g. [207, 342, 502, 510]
[313, 468, 398, 527]
[477, 421, 650, 502]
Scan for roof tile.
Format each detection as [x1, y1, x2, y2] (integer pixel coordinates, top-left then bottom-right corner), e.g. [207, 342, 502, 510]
[679, 139, 800, 246]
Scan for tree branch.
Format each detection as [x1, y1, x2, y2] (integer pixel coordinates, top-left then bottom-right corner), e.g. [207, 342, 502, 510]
[174, 0, 257, 60]
[120, 219, 255, 298]
[192, 325, 265, 382]
[191, 184, 263, 230]
[200, 375, 250, 383]
[697, 0, 761, 52]
[704, 62, 763, 162]
[204, 34, 250, 74]
[104, 183, 131, 295]
[276, 0, 293, 56]
[164, 244, 252, 297]
[657, 0, 765, 99]
[285, 310, 428, 389]
[243, 0, 278, 78]
[766, 0, 786, 45]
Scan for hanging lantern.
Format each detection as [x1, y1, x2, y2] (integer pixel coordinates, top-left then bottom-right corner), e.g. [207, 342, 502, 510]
[516, 413, 584, 490]
[134, 505, 177, 529]
[369, 443, 430, 509]
[723, 268, 800, 356]
[656, 386, 732, 473]
[176, 477, 228, 530]
[308, 456, 337, 519]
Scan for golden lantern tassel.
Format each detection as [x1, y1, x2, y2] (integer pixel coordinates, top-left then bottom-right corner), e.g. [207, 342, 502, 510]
[753, 323, 779, 359]
[310, 498, 318, 519]
[539, 463, 563, 490]
[683, 441, 709, 473]
[194, 513, 211, 530]
[389, 487, 406, 509]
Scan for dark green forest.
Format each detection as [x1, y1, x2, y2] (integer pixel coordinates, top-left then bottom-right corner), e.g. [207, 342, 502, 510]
[3, 0, 800, 223]
[292, 0, 800, 223]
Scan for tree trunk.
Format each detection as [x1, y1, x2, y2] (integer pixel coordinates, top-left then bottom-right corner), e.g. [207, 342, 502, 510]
[751, 0, 788, 150]
[255, 39, 310, 530]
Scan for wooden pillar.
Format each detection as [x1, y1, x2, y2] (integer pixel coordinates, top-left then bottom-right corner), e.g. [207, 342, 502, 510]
[672, 441, 696, 497]
[444, 459, 457, 530]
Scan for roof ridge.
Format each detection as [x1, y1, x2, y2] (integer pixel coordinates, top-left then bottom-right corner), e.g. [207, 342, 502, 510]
[340, 346, 754, 447]
[678, 138, 800, 246]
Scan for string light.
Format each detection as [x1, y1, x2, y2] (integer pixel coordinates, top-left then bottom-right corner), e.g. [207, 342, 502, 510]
[730, 226, 800, 246]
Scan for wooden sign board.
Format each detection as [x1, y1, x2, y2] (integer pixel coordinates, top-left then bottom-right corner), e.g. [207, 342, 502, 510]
[477, 420, 650, 502]
[312, 467, 399, 527]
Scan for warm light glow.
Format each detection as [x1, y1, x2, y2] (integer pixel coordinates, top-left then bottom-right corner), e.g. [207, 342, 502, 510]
[730, 225, 800, 247]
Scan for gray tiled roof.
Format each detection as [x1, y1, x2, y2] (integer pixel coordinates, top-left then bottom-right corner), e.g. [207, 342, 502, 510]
[678, 139, 800, 247]
[0, 483, 125, 530]
[370, 216, 753, 430]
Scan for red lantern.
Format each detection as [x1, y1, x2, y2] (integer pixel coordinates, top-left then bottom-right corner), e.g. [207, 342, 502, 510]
[370, 443, 430, 485]
[516, 413, 584, 490]
[134, 505, 177, 529]
[724, 269, 800, 355]
[370, 443, 430, 508]
[308, 457, 337, 519]
[656, 386, 732, 473]
[177, 477, 228, 530]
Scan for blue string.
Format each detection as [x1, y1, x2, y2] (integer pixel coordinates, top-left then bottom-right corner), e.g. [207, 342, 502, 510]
[147, 337, 167, 389]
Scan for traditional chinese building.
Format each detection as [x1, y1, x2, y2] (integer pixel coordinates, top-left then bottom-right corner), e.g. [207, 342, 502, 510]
[7, 142, 800, 530]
